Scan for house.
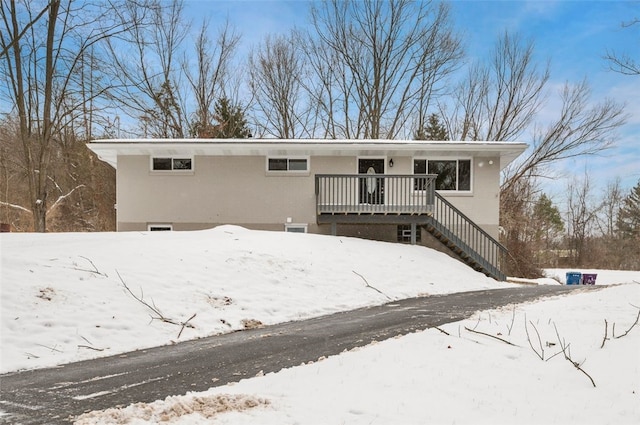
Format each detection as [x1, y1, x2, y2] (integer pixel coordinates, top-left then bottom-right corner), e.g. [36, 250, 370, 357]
[88, 138, 527, 280]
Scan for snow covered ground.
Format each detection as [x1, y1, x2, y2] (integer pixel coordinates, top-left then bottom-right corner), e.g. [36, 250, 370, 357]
[1, 227, 639, 424]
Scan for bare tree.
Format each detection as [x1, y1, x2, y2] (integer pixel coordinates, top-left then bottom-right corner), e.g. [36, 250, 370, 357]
[0, 2, 49, 58]
[447, 31, 549, 141]
[566, 172, 599, 266]
[502, 79, 627, 196]
[304, 0, 462, 139]
[184, 19, 241, 137]
[0, 0, 136, 231]
[605, 15, 639, 76]
[598, 178, 623, 238]
[107, 0, 189, 137]
[248, 33, 313, 138]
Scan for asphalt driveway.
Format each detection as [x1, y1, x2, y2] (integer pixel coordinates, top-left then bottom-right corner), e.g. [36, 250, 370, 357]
[0, 285, 601, 424]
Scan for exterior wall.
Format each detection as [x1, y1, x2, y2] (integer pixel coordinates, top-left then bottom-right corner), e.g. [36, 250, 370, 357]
[440, 156, 501, 239]
[117, 155, 354, 231]
[116, 154, 501, 239]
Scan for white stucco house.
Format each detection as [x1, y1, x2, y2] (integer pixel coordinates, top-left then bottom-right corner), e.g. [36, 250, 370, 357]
[88, 138, 527, 280]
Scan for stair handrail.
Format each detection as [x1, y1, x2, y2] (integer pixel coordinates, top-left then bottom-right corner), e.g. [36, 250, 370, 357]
[432, 193, 508, 280]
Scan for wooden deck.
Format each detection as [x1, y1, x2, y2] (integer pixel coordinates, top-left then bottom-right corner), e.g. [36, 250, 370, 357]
[315, 174, 436, 220]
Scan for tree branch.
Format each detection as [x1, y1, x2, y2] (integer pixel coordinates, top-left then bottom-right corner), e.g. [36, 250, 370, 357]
[465, 326, 516, 346]
[554, 323, 596, 387]
[46, 184, 85, 215]
[600, 319, 608, 349]
[614, 309, 640, 339]
[0, 200, 31, 214]
[524, 317, 544, 360]
[116, 270, 196, 338]
[352, 270, 391, 300]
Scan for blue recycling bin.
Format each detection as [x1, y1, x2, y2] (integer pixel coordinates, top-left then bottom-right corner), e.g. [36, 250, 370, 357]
[566, 272, 582, 285]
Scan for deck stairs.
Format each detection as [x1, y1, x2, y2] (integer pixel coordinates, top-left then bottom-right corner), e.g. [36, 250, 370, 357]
[424, 193, 507, 281]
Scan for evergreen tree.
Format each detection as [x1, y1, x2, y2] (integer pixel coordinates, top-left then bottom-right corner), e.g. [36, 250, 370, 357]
[415, 113, 449, 140]
[532, 193, 564, 248]
[617, 179, 640, 239]
[195, 97, 252, 138]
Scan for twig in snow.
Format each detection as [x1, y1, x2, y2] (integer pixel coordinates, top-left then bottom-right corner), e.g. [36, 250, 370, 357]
[524, 316, 544, 360]
[465, 327, 516, 346]
[472, 315, 481, 330]
[433, 326, 450, 336]
[78, 345, 105, 352]
[601, 319, 608, 349]
[77, 256, 108, 277]
[546, 345, 569, 362]
[78, 335, 107, 351]
[117, 270, 196, 338]
[553, 323, 596, 388]
[35, 343, 63, 353]
[177, 313, 197, 339]
[507, 306, 516, 336]
[614, 309, 640, 339]
[352, 270, 391, 300]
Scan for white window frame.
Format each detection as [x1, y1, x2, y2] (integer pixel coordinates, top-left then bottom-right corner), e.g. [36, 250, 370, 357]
[150, 156, 194, 174]
[284, 223, 308, 233]
[413, 157, 473, 194]
[266, 156, 310, 175]
[147, 223, 173, 231]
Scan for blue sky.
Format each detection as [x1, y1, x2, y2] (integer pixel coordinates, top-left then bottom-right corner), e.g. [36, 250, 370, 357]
[186, 0, 639, 199]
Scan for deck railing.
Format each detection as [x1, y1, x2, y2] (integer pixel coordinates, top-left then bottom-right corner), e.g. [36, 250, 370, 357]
[315, 174, 437, 215]
[315, 173, 507, 280]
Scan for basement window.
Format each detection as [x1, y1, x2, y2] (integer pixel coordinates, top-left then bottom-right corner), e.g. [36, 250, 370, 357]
[397, 225, 420, 243]
[285, 223, 308, 233]
[148, 224, 173, 231]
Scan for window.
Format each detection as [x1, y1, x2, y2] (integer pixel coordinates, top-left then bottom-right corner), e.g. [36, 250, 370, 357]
[148, 224, 173, 231]
[267, 157, 309, 172]
[152, 157, 193, 171]
[397, 225, 420, 243]
[285, 223, 308, 233]
[413, 159, 471, 192]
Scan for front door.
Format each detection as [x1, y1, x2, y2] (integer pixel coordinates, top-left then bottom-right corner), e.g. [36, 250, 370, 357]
[358, 158, 385, 204]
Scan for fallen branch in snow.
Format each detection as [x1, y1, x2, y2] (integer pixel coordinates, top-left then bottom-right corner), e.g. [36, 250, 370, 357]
[78, 335, 107, 352]
[601, 319, 609, 348]
[78, 345, 106, 352]
[524, 317, 544, 360]
[613, 308, 640, 339]
[464, 327, 516, 346]
[433, 326, 450, 336]
[35, 343, 63, 353]
[546, 345, 569, 362]
[177, 313, 197, 339]
[116, 270, 196, 338]
[352, 271, 391, 300]
[507, 307, 516, 336]
[77, 256, 108, 277]
[554, 323, 596, 388]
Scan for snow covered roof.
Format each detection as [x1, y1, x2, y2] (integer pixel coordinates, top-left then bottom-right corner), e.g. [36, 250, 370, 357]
[87, 138, 528, 170]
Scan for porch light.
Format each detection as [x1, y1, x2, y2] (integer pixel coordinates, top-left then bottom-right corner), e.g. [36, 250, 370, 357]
[389, 158, 394, 168]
